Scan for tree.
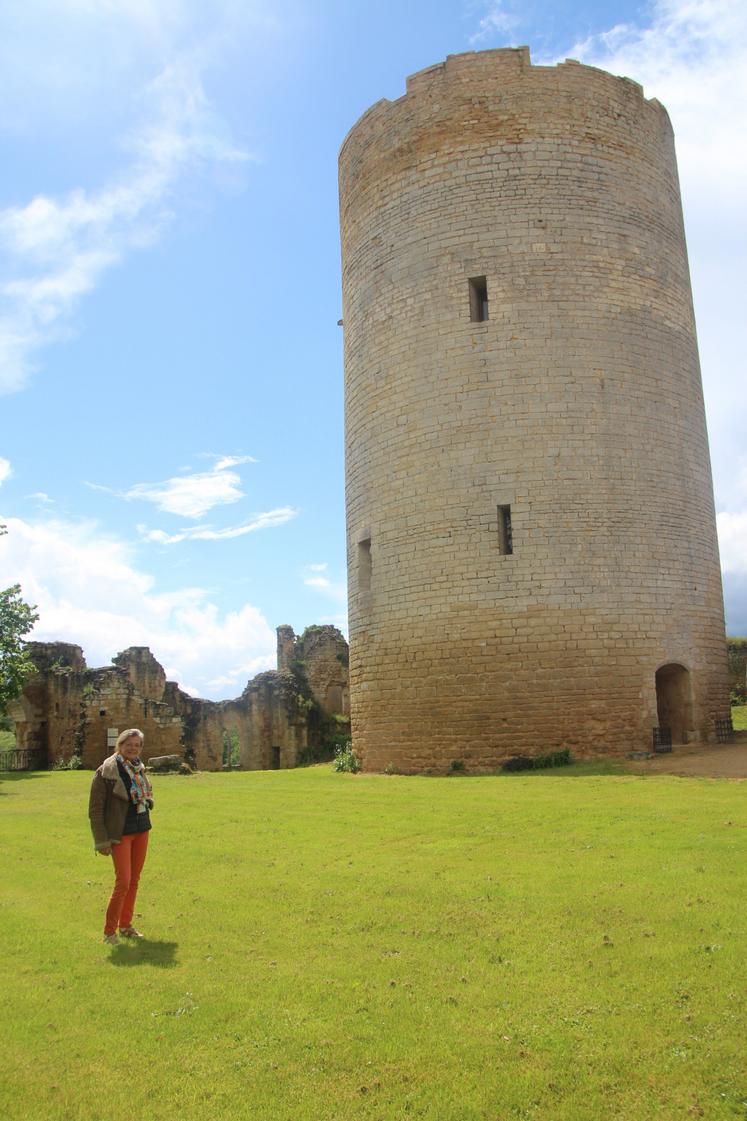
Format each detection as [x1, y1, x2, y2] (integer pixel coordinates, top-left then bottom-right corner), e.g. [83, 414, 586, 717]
[0, 526, 39, 715]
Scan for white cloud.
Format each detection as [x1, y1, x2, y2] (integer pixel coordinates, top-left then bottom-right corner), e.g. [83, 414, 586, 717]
[0, 457, 11, 485]
[302, 562, 347, 608]
[124, 467, 246, 518]
[0, 6, 254, 394]
[0, 514, 276, 699]
[304, 575, 332, 589]
[211, 454, 258, 472]
[87, 453, 265, 519]
[204, 653, 276, 696]
[470, 2, 521, 44]
[558, 1, 747, 207]
[717, 512, 747, 576]
[139, 506, 298, 544]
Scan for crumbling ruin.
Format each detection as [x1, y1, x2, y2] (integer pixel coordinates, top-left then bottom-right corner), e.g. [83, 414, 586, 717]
[9, 625, 349, 771]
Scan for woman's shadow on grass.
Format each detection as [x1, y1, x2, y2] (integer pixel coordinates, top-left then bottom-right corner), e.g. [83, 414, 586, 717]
[109, 940, 179, 968]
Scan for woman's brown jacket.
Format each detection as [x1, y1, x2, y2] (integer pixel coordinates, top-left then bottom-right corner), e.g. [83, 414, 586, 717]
[88, 754, 132, 851]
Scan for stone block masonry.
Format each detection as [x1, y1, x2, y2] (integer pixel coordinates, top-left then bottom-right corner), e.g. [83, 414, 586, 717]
[277, 624, 350, 717]
[11, 626, 349, 771]
[339, 47, 731, 772]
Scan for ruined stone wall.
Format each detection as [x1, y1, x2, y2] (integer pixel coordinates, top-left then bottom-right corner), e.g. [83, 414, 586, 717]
[11, 644, 184, 768]
[12, 627, 350, 771]
[168, 671, 315, 772]
[11, 644, 86, 762]
[340, 48, 731, 772]
[277, 624, 350, 716]
[236, 672, 314, 770]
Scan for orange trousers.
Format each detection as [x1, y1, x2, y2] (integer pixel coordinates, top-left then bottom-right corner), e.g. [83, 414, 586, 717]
[104, 831, 149, 935]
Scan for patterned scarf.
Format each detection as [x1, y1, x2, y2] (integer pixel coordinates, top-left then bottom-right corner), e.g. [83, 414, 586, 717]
[117, 754, 153, 814]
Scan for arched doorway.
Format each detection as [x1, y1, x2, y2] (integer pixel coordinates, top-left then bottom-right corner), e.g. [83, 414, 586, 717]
[655, 664, 694, 744]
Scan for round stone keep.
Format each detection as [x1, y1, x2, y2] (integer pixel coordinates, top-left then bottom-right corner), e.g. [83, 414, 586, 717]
[338, 48, 730, 773]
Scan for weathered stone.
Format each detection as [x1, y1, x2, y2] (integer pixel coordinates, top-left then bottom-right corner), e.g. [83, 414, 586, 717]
[339, 48, 731, 773]
[277, 624, 350, 717]
[10, 626, 349, 772]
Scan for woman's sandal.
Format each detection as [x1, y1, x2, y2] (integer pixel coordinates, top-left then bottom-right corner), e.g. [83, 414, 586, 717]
[119, 926, 144, 939]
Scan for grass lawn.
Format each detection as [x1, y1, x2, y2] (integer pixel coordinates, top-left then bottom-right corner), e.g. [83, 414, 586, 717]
[732, 705, 747, 731]
[1, 765, 746, 1121]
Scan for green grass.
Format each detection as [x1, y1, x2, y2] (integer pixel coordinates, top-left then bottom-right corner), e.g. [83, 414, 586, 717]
[1, 767, 746, 1121]
[732, 705, 747, 731]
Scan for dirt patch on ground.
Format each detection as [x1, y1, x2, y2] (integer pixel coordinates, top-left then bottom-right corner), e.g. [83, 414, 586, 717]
[625, 731, 747, 779]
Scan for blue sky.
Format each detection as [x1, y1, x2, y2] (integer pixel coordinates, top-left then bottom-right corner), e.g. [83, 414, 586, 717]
[0, 0, 745, 698]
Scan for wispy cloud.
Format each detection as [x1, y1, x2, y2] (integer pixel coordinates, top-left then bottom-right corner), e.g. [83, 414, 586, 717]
[124, 469, 245, 518]
[470, 1, 521, 45]
[140, 506, 298, 545]
[27, 491, 54, 506]
[86, 453, 296, 544]
[304, 561, 330, 587]
[0, 457, 11, 485]
[87, 454, 257, 518]
[0, 513, 276, 699]
[211, 454, 258, 472]
[302, 561, 347, 607]
[0, 5, 255, 394]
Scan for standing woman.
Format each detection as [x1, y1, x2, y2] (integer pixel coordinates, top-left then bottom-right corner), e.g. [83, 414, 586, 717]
[89, 728, 154, 945]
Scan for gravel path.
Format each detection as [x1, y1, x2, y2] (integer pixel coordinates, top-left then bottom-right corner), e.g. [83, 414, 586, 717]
[625, 732, 747, 779]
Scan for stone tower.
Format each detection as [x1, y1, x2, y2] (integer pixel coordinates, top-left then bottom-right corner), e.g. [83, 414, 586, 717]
[338, 48, 730, 773]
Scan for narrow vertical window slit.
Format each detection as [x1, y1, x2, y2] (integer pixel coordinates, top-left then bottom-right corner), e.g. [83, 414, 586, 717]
[497, 505, 513, 555]
[358, 537, 372, 592]
[469, 276, 489, 322]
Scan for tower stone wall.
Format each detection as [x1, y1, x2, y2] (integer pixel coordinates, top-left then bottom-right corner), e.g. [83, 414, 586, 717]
[339, 48, 730, 772]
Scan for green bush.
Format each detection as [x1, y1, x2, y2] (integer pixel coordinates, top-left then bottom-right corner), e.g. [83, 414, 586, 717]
[51, 754, 83, 771]
[502, 748, 572, 773]
[299, 731, 352, 768]
[332, 741, 360, 773]
[297, 742, 335, 767]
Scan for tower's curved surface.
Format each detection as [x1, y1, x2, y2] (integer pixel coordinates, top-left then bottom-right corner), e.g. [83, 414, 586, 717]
[339, 48, 729, 772]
